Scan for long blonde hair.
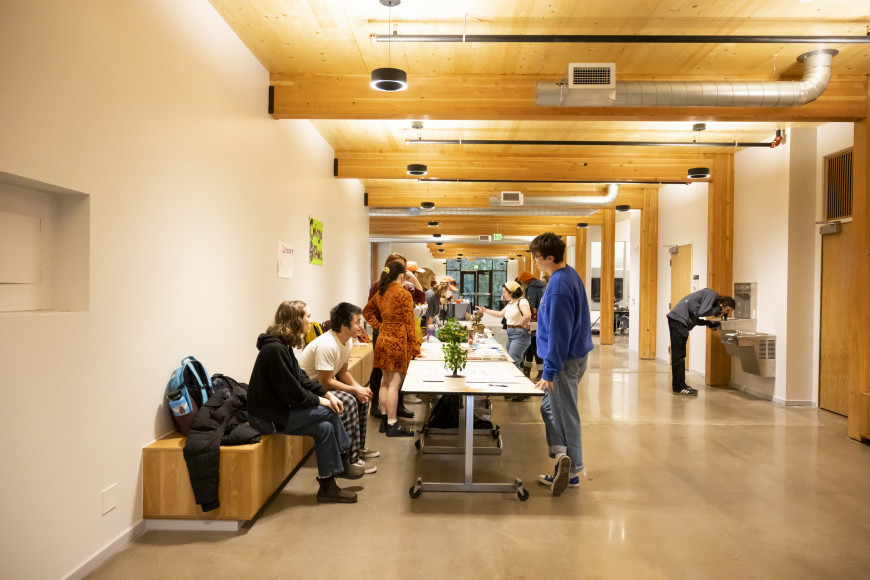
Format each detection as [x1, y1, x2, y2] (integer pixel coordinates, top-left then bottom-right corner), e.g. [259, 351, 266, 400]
[266, 300, 308, 349]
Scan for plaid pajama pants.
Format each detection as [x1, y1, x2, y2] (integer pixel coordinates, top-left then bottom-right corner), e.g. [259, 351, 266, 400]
[332, 391, 370, 463]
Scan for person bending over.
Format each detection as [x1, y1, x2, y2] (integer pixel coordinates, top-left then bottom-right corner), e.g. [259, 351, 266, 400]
[299, 302, 379, 475]
[666, 289, 735, 396]
[247, 300, 357, 503]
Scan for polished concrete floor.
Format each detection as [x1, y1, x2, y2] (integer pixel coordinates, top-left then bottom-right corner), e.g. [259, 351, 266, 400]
[91, 335, 870, 579]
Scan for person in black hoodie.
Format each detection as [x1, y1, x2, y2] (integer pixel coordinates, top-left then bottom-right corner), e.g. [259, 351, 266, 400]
[247, 300, 357, 503]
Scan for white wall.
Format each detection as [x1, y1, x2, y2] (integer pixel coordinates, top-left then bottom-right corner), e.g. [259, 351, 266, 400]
[0, 2, 368, 579]
[656, 182, 709, 375]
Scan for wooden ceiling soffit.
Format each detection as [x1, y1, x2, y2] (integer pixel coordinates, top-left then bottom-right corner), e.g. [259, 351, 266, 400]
[338, 152, 700, 182]
[270, 74, 867, 123]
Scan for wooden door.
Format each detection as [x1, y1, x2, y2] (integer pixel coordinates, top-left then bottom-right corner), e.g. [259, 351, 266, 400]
[670, 244, 692, 359]
[820, 222, 852, 416]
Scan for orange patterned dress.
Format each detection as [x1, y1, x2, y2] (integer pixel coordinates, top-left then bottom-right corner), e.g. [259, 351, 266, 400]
[363, 281, 421, 372]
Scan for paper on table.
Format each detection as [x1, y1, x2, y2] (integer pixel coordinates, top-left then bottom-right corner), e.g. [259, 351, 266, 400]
[422, 367, 521, 383]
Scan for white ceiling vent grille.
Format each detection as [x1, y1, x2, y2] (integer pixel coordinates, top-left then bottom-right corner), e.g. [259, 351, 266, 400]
[568, 63, 616, 89]
[500, 191, 523, 205]
[478, 235, 492, 242]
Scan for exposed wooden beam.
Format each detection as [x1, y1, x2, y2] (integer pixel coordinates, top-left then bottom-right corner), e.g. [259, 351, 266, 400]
[271, 74, 867, 123]
[340, 150, 710, 182]
[705, 154, 735, 386]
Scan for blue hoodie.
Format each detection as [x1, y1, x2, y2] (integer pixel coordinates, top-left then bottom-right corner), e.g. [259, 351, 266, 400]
[536, 265, 594, 381]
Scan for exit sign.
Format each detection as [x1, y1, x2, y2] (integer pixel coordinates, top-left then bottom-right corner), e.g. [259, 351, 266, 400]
[492, 233, 503, 241]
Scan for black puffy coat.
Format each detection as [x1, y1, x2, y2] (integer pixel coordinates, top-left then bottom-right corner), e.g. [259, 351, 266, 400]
[182, 375, 260, 512]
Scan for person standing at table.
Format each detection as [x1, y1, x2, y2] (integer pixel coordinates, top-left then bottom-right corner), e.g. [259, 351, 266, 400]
[518, 270, 547, 381]
[530, 232, 594, 496]
[363, 261, 420, 437]
[366, 253, 424, 419]
[475, 281, 531, 370]
[666, 288, 734, 396]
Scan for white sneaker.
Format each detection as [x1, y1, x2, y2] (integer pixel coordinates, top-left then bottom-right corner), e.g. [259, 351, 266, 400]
[404, 394, 423, 404]
[353, 460, 377, 474]
[360, 448, 380, 458]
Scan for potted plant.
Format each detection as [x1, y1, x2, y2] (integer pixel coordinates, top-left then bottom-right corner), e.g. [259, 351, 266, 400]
[437, 317, 469, 388]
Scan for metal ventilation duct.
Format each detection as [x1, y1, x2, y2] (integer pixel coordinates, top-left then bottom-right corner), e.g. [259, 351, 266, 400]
[368, 184, 619, 217]
[536, 49, 837, 107]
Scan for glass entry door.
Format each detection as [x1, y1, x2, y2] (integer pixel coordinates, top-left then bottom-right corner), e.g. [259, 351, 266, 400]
[462, 271, 492, 308]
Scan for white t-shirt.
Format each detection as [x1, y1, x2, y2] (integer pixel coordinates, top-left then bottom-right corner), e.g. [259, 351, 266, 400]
[298, 330, 352, 381]
[504, 298, 530, 326]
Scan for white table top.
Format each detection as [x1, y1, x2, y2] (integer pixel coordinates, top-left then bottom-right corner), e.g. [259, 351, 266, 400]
[403, 357, 541, 396]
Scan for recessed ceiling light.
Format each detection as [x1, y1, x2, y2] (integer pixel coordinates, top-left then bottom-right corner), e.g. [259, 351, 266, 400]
[435, 242, 443, 246]
[616, 204, 630, 212]
[428, 221, 439, 227]
[420, 201, 435, 209]
[577, 222, 588, 228]
[433, 233, 441, 238]
[407, 164, 428, 176]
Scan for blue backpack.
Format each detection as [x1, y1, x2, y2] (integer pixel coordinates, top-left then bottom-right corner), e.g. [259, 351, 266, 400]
[166, 356, 213, 435]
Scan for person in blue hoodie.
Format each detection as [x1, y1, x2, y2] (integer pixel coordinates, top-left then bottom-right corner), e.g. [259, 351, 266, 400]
[530, 232, 594, 496]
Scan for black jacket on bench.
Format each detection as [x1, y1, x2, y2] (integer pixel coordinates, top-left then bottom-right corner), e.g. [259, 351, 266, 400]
[182, 375, 260, 512]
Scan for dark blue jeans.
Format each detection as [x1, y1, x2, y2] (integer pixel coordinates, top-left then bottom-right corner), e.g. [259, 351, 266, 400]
[250, 406, 350, 478]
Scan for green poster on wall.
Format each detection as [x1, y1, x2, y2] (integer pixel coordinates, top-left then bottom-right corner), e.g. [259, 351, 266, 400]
[309, 217, 323, 265]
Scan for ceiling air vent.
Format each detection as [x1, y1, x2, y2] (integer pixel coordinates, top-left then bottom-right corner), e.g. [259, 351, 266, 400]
[568, 63, 616, 89]
[478, 235, 492, 242]
[500, 191, 523, 205]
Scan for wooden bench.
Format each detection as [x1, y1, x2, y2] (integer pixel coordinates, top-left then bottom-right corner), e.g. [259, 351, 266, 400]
[143, 343, 373, 528]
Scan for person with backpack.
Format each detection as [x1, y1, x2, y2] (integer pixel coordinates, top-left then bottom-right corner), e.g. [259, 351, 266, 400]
[299, 302, 379, 475]
[518, 270, 548, 381]
[247, 300, 358, 503]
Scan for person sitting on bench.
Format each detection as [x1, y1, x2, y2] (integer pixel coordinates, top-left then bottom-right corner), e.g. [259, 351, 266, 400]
[247, 300, 358, 504]
[299, 302, 379, 475]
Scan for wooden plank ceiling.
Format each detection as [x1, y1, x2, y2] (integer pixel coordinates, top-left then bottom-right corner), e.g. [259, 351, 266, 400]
[209, 0, 870, 260]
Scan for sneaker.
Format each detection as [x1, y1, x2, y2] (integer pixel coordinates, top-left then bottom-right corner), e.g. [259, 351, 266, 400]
[404, 394, 423, 404]
[337, 458, 365, 479]
[385, 422, 414, 438]
[360, 448, 380, 458]
[353, 460, 377, 474]
[673, 386, 699, 396]
[551, 453, 572, 496]
[538, 472, 581, 488]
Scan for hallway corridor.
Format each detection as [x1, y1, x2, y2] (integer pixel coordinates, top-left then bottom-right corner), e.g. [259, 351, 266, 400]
[91, 336, 870, 579]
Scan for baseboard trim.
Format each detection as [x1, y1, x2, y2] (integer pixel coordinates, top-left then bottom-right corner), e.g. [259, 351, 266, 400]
[772, 396, 816, 407]
[145, 518, 243, 532]
[64, 519, 147, 580]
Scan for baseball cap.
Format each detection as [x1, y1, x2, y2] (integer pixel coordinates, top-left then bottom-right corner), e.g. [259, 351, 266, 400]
[517, 271, 535, 283]
[439, 275, 458, 291]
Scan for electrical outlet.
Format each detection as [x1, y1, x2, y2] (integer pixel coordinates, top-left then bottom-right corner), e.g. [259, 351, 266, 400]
[101, 483, 118, 516]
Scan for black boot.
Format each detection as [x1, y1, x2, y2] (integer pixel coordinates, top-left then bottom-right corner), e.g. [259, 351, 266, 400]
[397, 393, 415, 419]
[316, 476, 357, 503]
[379, 415, 387, 433]
[370, 399, 383, 419]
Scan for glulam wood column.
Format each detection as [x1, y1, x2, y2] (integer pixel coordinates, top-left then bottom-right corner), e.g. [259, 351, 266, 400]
[600, 208, 615, 345]
[849, 118, 870, 441]
[705, 154, 735, 386]
[639, 187, 658, 360]
[575, 226, 587, 286]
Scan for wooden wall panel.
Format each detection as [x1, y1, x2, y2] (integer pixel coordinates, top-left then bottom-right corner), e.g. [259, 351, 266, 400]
[705, 154, 735, 386]
[575, 227, 587, 286]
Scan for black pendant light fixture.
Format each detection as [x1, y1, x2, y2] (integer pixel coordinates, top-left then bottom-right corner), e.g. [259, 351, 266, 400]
[433, 233, 442, 238]
[370, 0, 408, 92]
[688, 123, 711, 179]
[577, 222, 589, 228]
[428, 221, 439, 227]
[615, 205, 630, 212]
[421, 201, 435, 209]
[407, 120, 427, 176]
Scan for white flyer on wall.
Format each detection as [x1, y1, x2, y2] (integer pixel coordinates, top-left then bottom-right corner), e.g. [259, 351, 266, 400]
[278, 242, 294, 278]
